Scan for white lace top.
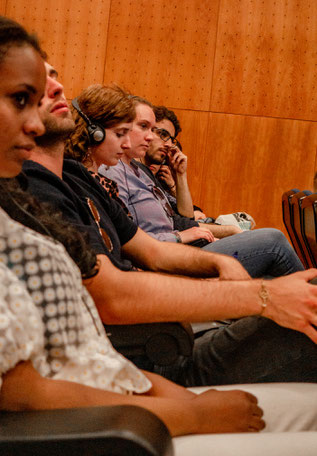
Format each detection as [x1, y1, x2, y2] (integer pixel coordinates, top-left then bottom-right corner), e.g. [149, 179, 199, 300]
[0, 208, 151, 394]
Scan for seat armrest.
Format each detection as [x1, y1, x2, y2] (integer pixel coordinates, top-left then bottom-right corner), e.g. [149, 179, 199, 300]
[104, 322, 194, 366]
[0, 405, 173, 456]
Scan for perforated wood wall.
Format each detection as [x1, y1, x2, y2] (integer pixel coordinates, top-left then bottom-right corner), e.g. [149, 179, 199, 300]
[6, 0, 111, 98]
[4, 0, 317, 233]
[211, 0, 317, 120]
[104, 0, 219, 110]
[0, 1, 6, 15]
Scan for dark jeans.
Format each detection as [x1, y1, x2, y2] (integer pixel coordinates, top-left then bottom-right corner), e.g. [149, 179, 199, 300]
[153, 317, 317, 386]
[131, 229, 310, 386]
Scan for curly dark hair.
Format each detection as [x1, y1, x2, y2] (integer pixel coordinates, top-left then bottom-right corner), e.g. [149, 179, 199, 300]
[0, 15, 46, 63]
[0, 177, 99, 279]
[153, 105, 182, 137]
[65, 84, 135, 166]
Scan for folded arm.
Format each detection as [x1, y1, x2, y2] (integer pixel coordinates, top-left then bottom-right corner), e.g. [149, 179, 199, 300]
[167, 149, 194, 218]
[199, 222, 243, 238]
[0, 361, 264, 436]
[85, 229, 317, 342]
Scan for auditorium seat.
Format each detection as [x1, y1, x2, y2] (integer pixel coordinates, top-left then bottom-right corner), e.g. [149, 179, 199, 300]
[289, 190, 313, 268]
[300, 193, 317, 268]
[282, 189, 308, 267]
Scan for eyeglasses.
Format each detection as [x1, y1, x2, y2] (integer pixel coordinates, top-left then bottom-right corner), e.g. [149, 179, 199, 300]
[152, 186, 174, 217]
[152, 127, 177, 145]
[86, 198, 113, 252]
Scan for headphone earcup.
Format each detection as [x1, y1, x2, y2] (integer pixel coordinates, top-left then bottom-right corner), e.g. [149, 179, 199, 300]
[87, 124, 106, 144]
[72, 98, 106, 145]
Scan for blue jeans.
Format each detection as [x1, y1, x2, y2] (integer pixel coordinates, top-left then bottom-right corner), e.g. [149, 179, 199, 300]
[202, 228, 304, 277]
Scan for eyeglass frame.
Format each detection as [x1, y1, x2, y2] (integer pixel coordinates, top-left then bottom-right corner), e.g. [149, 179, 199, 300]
[152, 127, 177, 145]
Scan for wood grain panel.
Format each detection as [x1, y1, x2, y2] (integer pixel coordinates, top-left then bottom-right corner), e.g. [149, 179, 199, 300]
[211, 0, 317, 121]
[172, 109, 210, 205]
[104, 0, 219, 110]
[6, 0, 111, 98]
[197, 113, 317, 232]
[0, 1, 6, 15]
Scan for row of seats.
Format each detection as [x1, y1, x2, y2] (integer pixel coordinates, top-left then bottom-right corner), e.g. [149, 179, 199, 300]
[282, 189, 317, 268]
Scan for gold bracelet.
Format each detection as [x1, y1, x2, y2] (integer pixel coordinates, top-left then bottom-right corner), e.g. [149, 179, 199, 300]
[259, 280, 269, 314]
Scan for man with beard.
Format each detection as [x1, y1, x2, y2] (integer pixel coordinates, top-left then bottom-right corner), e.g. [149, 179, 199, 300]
[135, 104, 246, 238]
[19, 62, 317, 388]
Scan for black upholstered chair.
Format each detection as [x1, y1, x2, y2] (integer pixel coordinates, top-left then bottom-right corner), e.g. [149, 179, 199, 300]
[105, 322, 194, 367]
[0, 405, 174, 456]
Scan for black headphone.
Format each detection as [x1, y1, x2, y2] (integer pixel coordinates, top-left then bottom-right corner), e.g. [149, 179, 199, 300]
[71, 98, 106, 145]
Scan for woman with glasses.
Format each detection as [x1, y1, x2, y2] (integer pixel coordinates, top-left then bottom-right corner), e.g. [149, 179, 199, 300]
[0, 16, 267, 436]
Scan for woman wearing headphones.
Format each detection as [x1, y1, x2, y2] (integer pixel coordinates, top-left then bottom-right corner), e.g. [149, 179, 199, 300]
[0, 16, 267, 437]
[65, 84, 134, 214]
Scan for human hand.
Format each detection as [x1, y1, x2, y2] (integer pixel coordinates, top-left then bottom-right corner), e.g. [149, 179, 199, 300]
[225, 225, 243, 235]
[213, 254, 252, 280]
[157, 165, 176, 190]
[148, 163, 161, 176]
[262, 269, 317, 344]
[178, 227, 215, 244]
[168, 146, 187, 175]
[194, 210, 207, 220]
[191, 389, 265, 434]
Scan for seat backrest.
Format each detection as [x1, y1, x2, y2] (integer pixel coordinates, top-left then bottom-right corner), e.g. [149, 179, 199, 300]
[289, 190, 313, 268]
[282, 189, 307, 268]
[301, 193, 317, 268]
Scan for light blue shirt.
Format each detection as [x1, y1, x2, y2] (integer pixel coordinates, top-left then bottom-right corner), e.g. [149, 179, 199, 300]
[99, 160, 178, 242]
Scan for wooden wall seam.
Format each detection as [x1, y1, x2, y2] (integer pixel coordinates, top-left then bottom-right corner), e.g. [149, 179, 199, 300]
[3, 0, 317, 233]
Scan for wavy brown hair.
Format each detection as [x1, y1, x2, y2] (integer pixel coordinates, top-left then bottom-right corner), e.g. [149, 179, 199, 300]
[65, 84, 135, 165]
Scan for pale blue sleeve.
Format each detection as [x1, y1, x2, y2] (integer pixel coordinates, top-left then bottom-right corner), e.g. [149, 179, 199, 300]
[100, 164, 178, 243]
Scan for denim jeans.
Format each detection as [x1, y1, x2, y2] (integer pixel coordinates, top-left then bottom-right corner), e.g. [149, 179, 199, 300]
[154, 316, 317, 386]
[152, 230, 312, 386]
[202, 228, 304, 277]
[140, 229, 312, 386]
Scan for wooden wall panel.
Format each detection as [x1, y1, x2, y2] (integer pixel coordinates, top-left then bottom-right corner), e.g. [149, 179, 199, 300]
[211, 0, 317, 121]
[5, 0, 111, 98]
[197, 113, 317, 231]
[172, 109, 210, 205]
[0, 1, 6, 15]
[104, 0, 219, 110]
[3, 0, 317, 235]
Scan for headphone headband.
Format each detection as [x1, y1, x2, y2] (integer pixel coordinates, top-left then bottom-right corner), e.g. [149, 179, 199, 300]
[71, 98, 106, 145]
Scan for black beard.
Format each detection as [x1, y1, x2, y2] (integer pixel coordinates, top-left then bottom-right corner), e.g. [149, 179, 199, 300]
[35, 115, 75, 147]
[146, 153, 165, 165]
